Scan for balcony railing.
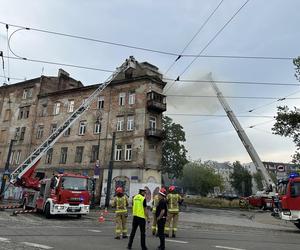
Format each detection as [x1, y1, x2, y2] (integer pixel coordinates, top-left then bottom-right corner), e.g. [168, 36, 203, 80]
[145, 128, 164, 139]
[147, 100, 166, 113]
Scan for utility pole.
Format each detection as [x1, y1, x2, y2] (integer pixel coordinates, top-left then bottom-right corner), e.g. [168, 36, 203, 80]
[105, 132, 116, 208]
[0, 139, 15, 200]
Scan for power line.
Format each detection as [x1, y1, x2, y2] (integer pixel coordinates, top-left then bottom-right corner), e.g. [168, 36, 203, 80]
[165, 0, 225, 75]
[167, 94, 300, 100]
[163, 78, 300, 87]
[166, 113, 273, 118]
[0, 20, 294, 61]
[0, 75, 25, 81]
[164, 0, 251, 93]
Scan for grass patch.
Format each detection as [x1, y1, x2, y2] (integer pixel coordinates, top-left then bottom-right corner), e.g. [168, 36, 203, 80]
[185, 197, 240, 209]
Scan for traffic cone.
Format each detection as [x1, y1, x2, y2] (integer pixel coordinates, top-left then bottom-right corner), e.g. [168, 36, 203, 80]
[98, 212, 105, 223]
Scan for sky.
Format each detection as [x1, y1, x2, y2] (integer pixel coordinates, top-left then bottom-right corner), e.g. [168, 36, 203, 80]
[0, 0, 300, 164]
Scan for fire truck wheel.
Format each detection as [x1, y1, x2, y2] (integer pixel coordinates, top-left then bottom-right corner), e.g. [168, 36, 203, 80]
[76, 214, 82, 219]
[294, 221, 300, 230]
[44, 203, 52, 219]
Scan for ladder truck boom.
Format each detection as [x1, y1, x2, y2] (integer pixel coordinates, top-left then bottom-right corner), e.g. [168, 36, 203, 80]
[209, 73, 274, 188]
[10, 56, 137, 187]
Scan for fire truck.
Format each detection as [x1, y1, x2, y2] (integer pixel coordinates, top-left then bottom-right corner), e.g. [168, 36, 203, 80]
[4, 57, 137, 218]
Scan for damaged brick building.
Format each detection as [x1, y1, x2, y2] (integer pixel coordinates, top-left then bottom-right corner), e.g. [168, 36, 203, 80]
[0, 58, 166, 202]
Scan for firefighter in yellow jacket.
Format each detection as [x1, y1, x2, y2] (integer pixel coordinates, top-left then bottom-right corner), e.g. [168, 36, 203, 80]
[112, 187, 129, 239]
[164, 186, 183, 238]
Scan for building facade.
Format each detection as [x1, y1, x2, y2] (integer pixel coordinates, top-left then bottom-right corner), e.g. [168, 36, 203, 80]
[0, 59, 166, 203]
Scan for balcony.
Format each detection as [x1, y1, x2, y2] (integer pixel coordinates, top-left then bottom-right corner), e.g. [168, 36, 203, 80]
[145, 129, 164, 139]
[147, 91, 166, 113]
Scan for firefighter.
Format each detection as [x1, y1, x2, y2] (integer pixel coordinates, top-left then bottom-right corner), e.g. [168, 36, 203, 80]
[111, 187, 129, 239]
[164, 186, 183, 238]
[151, 191, 160, 235]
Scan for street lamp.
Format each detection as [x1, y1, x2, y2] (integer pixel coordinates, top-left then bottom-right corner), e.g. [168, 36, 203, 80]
[0, 139, 16, 200]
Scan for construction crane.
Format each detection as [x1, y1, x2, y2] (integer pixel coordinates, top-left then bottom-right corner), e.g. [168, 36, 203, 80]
[209, 73, 274, 189]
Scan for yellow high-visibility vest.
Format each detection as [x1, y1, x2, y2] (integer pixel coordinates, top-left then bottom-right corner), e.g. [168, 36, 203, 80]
[152, 194, 159, 213]
[167, 193, 180, 213]
[115, 196, 128, 214]
[132, 194, 146, 219]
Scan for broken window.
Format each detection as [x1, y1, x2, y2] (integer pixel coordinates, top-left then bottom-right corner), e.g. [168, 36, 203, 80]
[115, 145, 122, 161]
[119, 92, 126, 106]
[53, 102, 61, 115]
[127, 115, 134, 131]
[36, 125, 44, 139]
[20, 127, 26, 141]
[79, 121, 87, 135]
[91, 145, 99, 163]
[67, 100, 75, 113]
[60, 147, 68, 164]
[97, 96, 104, 109]
[116, 116, 124, 131]
[75, 146, 84, 163]
[125, 144, 132, 161]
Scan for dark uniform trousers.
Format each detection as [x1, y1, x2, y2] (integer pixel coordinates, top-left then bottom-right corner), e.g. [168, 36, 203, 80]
[128, 216, 147, 249]
[157, 218, 166, 249]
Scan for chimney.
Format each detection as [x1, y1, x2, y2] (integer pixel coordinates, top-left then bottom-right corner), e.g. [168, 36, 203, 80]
[58, 68, 70, 78]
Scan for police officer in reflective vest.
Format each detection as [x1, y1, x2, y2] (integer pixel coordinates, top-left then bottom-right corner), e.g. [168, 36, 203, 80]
[127, 188, 149, 250]
[164, 186, 183, 238]
[151, 192, 160, 235]
[112, 187, 129, 239]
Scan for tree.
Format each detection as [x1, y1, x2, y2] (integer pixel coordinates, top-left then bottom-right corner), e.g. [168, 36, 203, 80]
[272, 57, 300, 163]
[162, 116, 188, 178]
[181, 161, 223, 196]
[253, 170, 263, 191]
[230, 161, 252, 196]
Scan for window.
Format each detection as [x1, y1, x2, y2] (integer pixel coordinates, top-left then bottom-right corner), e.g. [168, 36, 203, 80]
[14, 127, 20, 140]
[0, 129, 7, 143]
[125, 144, 132, 161]
[36, 125, 44, 139]
[15, 150, 21, 164]
[116, 116, 124, 131]
[53, 102, 61, 115]
[45, 148, 53, 164]
[79, 121, 87, 135]
[40, 105, 47, 117]
[94, 122, 101, 134]
[149, 116, 156, 130]
[91, 145, 99, 163]
[20, 127, 26, 140]
[119, 92, 126, 106]
[63, 127, 71, 137]
[115, 145, 122, 161]
[128, 92, 135, 105]
[97, 96, 104, 109]
[75, 146, 84, 163]
[60, 147, 68, 164]
[127, 116, 134, 131]
[67, 100, 75, 113]
[18, 106, 30, 119]
[3, 109, 11, 121]
[50, 124, 57, 135]
[9, 150, 15, 164]
[22, 88, 33, 99]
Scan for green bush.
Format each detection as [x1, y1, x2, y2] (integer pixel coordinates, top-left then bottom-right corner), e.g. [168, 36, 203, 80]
[185, 197, 240, 209]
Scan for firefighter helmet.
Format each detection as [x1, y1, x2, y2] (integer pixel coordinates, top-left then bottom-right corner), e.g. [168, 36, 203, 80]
[169, 186, 176, 192]
[159, 188, 167, 196]
[116, 187, 123, 194]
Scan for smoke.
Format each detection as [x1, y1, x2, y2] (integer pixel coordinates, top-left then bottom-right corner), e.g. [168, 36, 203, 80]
[166, 72, 222, 114]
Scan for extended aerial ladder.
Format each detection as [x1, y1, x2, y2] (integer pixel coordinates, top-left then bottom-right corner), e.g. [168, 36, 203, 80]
[9, 56, 137, 187]
[209, 73, 274, 189]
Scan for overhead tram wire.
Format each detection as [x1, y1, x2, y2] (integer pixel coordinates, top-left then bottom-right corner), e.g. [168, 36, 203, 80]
[165, 113, 273, 118]
[164, 0, 251, 94]
[0, 21, 294, 61]
[0, 75, 25, 81]
[167, 94, 300, 100]
[165, 0, 225, 75]
[6, 23, 10, 82]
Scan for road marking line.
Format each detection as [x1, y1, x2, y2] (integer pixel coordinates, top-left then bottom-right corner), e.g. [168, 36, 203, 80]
[215, 246, 246, 250]
[0, 237, 10, 242]
[166, 239, 188, 244]
[21, 242, 53, 249]
[87, 229, 102, 233]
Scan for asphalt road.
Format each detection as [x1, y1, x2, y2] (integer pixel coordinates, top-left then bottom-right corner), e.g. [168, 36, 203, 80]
[0, 208, 300, 250]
